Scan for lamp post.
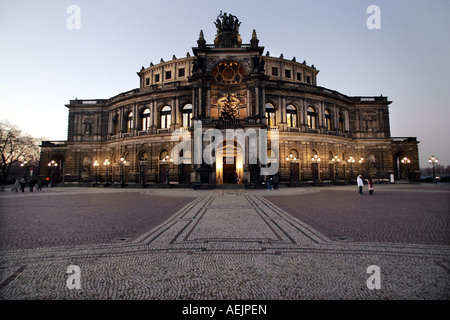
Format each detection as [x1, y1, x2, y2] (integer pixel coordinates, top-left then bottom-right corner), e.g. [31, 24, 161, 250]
[286, 153, 296, 183]
[347, 156, 355, 183]
[119, 157, 127, 187]
[20, 160, 28, 181]
[311, 154, 321, 184]
[332, 155, 340, 184]
[103, 159, 110, 186]
[359, 157, 364, 178]
[428, 155, 439, 183]
[48, 160, 58, 187]
[162, 155, 173, 184]
[93, 160, 99, 185]
[401, 157, 411, 181]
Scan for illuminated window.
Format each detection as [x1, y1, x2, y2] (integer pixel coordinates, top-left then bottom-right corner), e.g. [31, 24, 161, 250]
[265, 103, 276, 127]
[141, 108, 150, 130]
[325, 109, 333, 130]
[182, 104, 192, 128]
[307, 107, 317, 129]
[125, 112, 133, 133]
[286, 105, 297, 127]
[161, 106, 171, 129]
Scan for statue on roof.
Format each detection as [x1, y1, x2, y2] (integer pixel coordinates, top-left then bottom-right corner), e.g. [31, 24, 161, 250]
[215, 11, 241, 33]
[214, 11, 242, 47]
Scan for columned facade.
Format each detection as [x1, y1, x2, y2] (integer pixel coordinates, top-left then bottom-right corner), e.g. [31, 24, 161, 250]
[40, 13, 420, 186]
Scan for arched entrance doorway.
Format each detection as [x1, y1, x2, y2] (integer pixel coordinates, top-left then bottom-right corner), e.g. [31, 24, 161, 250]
[216, 139, 244, 184]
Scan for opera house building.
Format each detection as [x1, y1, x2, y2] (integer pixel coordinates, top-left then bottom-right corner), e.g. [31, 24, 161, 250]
[40, 13, 419, 187]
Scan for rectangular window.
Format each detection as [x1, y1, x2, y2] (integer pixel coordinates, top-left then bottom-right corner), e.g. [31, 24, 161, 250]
[165, 71, 172, 80]
[145, 77, 150, 86]
[155, 74, 160, 82]
[306, 76, 311, 84]
[285, 69, 291, 78]
[178, 68, 185, 77]
[297, 72, 302, 81]
[271, 67, 278, 76]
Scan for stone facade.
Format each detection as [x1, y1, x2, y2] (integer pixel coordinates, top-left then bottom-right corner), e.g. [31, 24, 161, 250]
[39, 13, 420, 186]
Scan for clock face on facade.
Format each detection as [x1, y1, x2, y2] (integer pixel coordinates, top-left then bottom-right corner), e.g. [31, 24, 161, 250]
[212, 61, 245, 84]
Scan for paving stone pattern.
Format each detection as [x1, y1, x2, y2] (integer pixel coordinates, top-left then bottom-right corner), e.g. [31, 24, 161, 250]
[0, 185, 449, 299]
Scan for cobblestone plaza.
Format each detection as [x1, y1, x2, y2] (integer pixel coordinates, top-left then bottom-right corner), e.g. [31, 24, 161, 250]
[0, 183, 448, 301]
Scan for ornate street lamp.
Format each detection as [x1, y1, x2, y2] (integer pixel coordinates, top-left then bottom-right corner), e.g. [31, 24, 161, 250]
[93, 160, 99, 185]
[103, 159, 110, 186]
[286, 152, 297, 183]
[48, 160, 58, 187]
[119, 157, 127, 187]
[162, 154, 173, 184]
[311, 154, 321, 184]
[20, 160, 28, 180]
[428, 155, 439, 183]
[401, 157, 411, 180]
[332, 155, 341, 184]
[347, 156, 355, 183]
[359, 157, 365, 178]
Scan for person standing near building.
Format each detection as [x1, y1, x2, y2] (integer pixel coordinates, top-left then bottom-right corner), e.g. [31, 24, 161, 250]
[19, 178, 26, 192]
[367, 178, 374, 195]
[13, 179, 19, 192]
[357, 175, 364, 195]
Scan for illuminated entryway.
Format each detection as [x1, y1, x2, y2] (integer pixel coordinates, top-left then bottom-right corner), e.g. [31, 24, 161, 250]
[216, 140, 244, 184]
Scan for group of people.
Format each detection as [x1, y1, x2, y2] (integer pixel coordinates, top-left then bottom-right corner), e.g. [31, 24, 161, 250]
[13, 178, 43, 192]
[357, 175, 374, 195]
[266, 176, 279, 190]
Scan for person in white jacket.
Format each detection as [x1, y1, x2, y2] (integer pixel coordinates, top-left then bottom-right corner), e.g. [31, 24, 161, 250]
[357, 175, 364, 195]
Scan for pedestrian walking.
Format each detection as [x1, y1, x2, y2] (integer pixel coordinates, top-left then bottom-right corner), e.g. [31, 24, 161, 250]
[368, 178, 374, 195]
[19, 178, 26, 192]
[13, 179, 20, 192]
[266, 177, 272, 190]
[272, 175, 279, 190]
[29, 179, 36, 192]
[37, 178, 43, 191]
[357, 175, 364, 195]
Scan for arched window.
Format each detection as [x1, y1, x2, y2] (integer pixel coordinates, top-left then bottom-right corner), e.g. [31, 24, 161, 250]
[324, 109, 333, 131]
[286, 105, 298, 127]
[160, 106, 171, 129]
[287, 149, 299, 161]
[265, 103, 276, 127]
[160, 150, 169, 161]
[125, 112, 133, 133]
[329, 151, 334, 161]
[139, 151, 148, 161]
[141, 108, 150, 131]
[112, 115, 119, 135]
[182, 104, 193, 128]
[339, 112, 345, 132]
[307, 107, 317, 129]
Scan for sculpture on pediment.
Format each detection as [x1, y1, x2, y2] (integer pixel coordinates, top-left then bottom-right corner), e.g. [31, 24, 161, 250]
[214, 11, 242, 47]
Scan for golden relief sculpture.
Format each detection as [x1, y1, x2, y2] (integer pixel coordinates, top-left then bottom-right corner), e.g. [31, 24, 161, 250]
[211, 61, 245, 84]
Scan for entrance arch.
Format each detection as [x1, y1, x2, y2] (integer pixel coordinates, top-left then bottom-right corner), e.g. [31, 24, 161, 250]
[216, 139, 244, 184]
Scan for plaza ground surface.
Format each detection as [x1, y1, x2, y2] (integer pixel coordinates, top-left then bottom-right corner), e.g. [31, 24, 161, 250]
[0, 183, 449, 303]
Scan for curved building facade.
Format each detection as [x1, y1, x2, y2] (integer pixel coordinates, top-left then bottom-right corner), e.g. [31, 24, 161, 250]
[40, 13, 420, 187]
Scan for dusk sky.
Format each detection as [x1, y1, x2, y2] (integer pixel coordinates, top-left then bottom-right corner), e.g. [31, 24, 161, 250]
[1, 0, 449, 168]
